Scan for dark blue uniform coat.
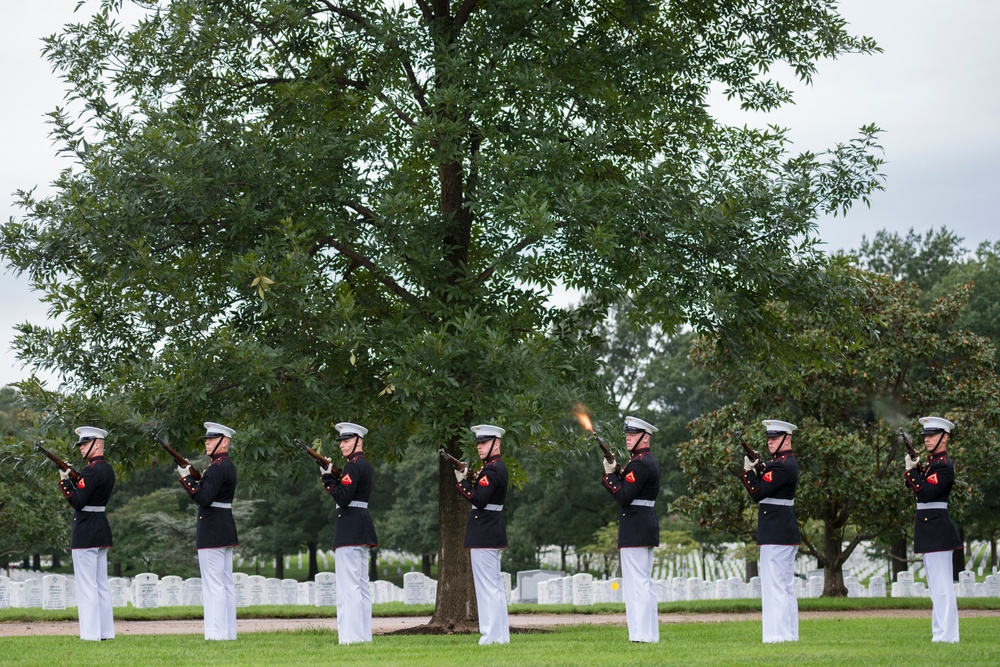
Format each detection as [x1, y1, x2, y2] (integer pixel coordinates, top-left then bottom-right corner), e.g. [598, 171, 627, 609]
[602, 447, 660, 548]
[456, 455, 508, 549]
[180, 453, 239, 549]
[323, 452, 378, 549]
[59, 456, 115, 549]
[740, 451, 801, 546]
[905, 452, 962, 554]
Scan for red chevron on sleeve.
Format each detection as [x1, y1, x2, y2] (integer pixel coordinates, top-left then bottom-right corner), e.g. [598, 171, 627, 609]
[762, 471, 773, 483]
[341, 473, 353, 485]
[926, 473, 939, 485]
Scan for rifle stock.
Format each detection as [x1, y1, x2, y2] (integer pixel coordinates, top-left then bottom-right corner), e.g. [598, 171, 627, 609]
[152, 432, 202, 481]
[898, 428, 926, 474]
[34, 442, 81, 483]
[734, 431, 765, 475]
[591, 432, 623, 477]
[439, 448, 475, 481]
[294, 439, 342, 479]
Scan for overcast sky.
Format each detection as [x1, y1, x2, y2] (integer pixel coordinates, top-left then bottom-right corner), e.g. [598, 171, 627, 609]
[2, 1, 999, 387]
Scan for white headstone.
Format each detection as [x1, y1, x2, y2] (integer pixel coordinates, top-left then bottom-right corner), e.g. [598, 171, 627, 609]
[561, 576, 573, 604]
[233, 572, 249, 607]
[403, 572, 427, 605]
[12, 582, 25, 608]
[42, 574, 66, 610]
[537, 579, 550, 604]
[808, 575, 824, 598]
[749, 576, 762, 598]
[503, 572, 512, 604]
[24, 579, 43, 608]
[160, 575, 184, 607]
[428, 579, 437, 604]
[315, 572, 336, 607]
[546, 578, 562, 604]
[297, 581, 316, 605]
[974, 582, 986, 597]
[671, 577, 687, 601]
[715, 579, 730, 600]
[728, 577, 744, 599]
[0, 576, 9, 609]
[985, 574, 1000, 598]
[571, 573, 593, 606]
[184, 578, 203, 606]
[657, 580, 671, 602]
[794, 577, 805, 599]
[58, 574, 75, 608]
[687, 577, 703, 601]
[845, 576, 861, 598]
[265, 578, 282, 605]
[281, 579, 298, 605]
[515, 570, 565, 603]
[133, 573, 160, 608]
[375, 580, 394, 605]
[958, 570, 976, 598]
[105, 577, 126, 608]
[869, 576, 886, 597]
[247, 575, 267, 605]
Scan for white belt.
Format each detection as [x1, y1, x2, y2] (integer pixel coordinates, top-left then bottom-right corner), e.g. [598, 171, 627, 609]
[484, 504, 503, 511]
[81, 506, 105, 512]
[631, 500, 655, 507]
[210, 502, 232, 509]
[760, 498, 794, 506]
[348, 501, 368, 509]
[917, 502, 947, 510]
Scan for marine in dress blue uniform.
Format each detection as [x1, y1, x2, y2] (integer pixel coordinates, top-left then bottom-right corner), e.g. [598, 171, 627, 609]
[58, 426, 115, 641]
[601, 416, 660, 643]
[904, 416, 961, 643]
[178, 422, 238, 640]
[455, 424, 509, 645]
[739, 419, 800, 643]
[320, 422, 378, 644]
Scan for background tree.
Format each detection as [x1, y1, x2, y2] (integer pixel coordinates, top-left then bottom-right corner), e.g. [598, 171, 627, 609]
[3, 1, 884, 626]
[676, 264, 1000, 595]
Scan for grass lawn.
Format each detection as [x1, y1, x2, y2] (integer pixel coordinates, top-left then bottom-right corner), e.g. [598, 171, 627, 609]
[2, 618, 999, 666]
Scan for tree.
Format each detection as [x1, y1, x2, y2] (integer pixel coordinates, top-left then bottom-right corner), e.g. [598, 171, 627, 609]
[676, 265, 1000, 595]
[3, 1, 884, 626]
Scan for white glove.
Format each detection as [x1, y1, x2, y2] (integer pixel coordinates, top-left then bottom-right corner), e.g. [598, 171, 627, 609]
[177, 465, 192, 478]
[454, 465, 467, 483]
[320, 463, 333, 476]
[59, 469, 71, 481]
[743, 456, 759, 472]
[602, 459, 616, 475]
[905, 454, 919, 471]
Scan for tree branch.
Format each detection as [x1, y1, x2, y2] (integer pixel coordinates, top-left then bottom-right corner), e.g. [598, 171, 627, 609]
[312, 236, 417, 304]
[454, 0, 480, 29]
[473, 223, 565, 286]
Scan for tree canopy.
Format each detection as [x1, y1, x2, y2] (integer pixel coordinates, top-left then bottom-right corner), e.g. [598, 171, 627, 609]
[3, 0, 884, 624]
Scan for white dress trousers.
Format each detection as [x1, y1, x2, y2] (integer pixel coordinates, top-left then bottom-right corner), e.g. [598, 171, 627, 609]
[620, 546, 659, 643]
[198, 546, 236, 640]
[759, 544, 798, 643]
[923, 550, 959, 642]
[470, 548, 510, 645]
[72, 547, 115, 641]
[335, 546, 373, 644]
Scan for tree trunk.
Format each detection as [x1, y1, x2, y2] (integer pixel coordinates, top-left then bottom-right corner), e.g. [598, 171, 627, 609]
[369, 547, 379, 582]
[307, 541, 319, 581]
[429, 451, 477, 631]
[51, 554, 61, 570]
[32, 553, 41, 571]
[745, 559, 758, 582]
[275, 551, 284, 580]
[560, 545, 568, 573]
[822, 529, 847, 597]
[422, 553, 432, 577]
[890, 538, 907, 583]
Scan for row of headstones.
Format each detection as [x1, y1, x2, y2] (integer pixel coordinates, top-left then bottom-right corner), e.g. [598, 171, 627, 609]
[891, 571, 1000, 598]
[0, 572, 437, 609]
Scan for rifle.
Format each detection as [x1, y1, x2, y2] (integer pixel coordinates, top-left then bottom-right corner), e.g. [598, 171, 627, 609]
[294, 439, 342, 479]
[898, 428, 926, 474]
[572, 408, 623, 477]
[592, 431, 623, 478]
[734, 431, 765, 475]
[34, 442, 81, 483]
[152, 432, 202, 481]
[439, 448, 475, 482]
